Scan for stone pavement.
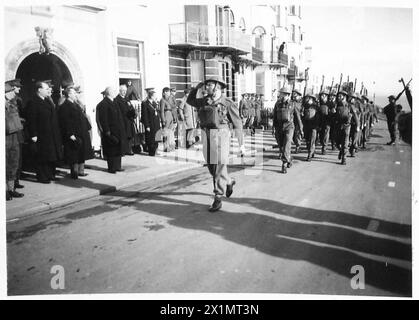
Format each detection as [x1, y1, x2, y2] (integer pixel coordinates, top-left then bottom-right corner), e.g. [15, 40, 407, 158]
[6, 132, 276, 221]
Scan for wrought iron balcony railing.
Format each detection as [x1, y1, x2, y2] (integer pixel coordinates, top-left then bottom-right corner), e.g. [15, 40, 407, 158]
[169, 22, 251, 54]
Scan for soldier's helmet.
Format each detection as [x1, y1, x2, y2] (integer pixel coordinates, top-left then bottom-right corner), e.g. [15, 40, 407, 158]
[337, 90, 348, 97]
[388, 95, 396, 100]
[279, 87, 291, 95]
[292, 89, 302, 96]
[361, 95, 369, 102]
[319, 90, 328, 97]
[204, 76, 227, 89]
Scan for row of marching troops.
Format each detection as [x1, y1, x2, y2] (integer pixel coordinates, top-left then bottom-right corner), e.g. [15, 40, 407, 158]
[238, 93, 265, 135]
[270, 86, 379, 173]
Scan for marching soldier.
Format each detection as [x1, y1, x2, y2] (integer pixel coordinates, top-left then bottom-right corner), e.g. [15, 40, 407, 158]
[318, 91, 331, 155]
[302, 93, 320, 161]
[291, 89, 303, 154]
[348, 92, 362, 157]
[327, 91, 338, 151]
[273, 87, 303, 173]
[360, 94, 370, 149]
[187, 77, 244, 212]
[335, 90, 359, 165]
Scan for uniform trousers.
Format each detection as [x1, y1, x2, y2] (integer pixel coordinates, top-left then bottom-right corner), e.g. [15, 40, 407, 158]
[275, 123, 295, 164]
[304, 125, 317, 157]
[6, 133, 20, 191]
[202, 128, 232, 197]
[336, 124, 351, 159]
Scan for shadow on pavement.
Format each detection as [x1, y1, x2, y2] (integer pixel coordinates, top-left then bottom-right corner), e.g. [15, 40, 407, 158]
[104, 188, 411, 296]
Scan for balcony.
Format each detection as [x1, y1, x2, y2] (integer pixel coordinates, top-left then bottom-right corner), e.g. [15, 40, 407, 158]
[252, 47, 264, 62]
[169, 23, 251, 55]
[269, 51, 288, 66]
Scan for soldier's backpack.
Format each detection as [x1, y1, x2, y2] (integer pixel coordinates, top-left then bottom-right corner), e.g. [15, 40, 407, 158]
[336, 104, 351, 123]
[319, 104, 329, 116]
[303, 106, 317, 121]
[275, 103, 292, 123]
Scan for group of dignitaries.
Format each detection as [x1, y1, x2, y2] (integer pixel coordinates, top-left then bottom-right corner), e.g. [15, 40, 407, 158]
[271, 86, 378, 173]
[5, 78, 95, 201]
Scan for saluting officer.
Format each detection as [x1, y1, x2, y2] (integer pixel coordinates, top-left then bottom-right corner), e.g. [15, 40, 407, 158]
[291, 89, 303, 154]
[334, 90, 359, 165]
[273, 87, 303, 173]
[187, 77, 244, 212]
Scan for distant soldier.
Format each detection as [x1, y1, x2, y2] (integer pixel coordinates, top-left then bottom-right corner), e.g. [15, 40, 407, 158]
[327, 91, 338, 151]
[187, 77, 244, 212]
[160, 87, 176, 152]
[248, 94, 256, 136]
[318, 91, 330, 155]
[360, 95, 370, 148]
[273, 87, 303, 173]
[383, 95, 401, 145]
[239, 93, 250, 129]
[335, 90, 359, 165]
[348, 92, 362, 157]
[302, 93, 320, 161]
[291, 89, 303, 153]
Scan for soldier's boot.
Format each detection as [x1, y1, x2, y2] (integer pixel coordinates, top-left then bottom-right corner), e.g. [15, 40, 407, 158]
[331, 144, 336, 151]
[9, 190, 24, 198]
[209, 196, 222, 212]
[282, 163, 287, 174]
[306, 154, 311, 162]
[226, 179, 236, 198]
[287, 161, 292, 168]
[341, 157, 347, 165]
[338, 150, 342, 160]
[321, 146, 326, 155]
[6, 191, 12, 201]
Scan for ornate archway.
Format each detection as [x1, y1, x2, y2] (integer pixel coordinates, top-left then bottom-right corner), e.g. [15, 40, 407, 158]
[5, 38, 84, 89]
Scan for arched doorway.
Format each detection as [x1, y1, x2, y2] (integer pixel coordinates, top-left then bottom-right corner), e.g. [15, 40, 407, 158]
[16, 53, 73, 106]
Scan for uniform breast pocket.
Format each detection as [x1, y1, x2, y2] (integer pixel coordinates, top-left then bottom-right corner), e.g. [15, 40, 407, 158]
[199, 106, 220, 129]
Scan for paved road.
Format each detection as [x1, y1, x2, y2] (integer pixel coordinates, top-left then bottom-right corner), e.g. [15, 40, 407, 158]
[7, 121, 412, 296]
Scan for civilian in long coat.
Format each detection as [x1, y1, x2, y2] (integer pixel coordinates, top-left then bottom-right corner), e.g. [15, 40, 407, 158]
[114, 84, 137, 155]
[141, 88, 161, 156]
[96, 87, 128, 173]
[58, 87, 94, 179]
[25, 81, 63, 183]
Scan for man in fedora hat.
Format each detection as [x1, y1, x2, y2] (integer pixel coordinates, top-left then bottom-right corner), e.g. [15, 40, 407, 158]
[187, 76, 244, 212]
[273, 86, 303, 173]
[5, 80, 25, 200]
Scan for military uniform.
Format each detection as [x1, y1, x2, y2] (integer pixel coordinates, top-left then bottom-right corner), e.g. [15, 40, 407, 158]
[383, 97, 401, 144]
[334, 90, 359, 165]
[239, 95, 250, 128]
[327, 93, 338, 150]
[5, 86, 24, 200]
[348, 93, 362, 157]
[187, 78, 243, 211]
[302, 94, 320, 160]
[291, 90, 303, 153]
[160, 96, 176, 152]
[318, 92, 330, 154]
[273, 88, 303, 173]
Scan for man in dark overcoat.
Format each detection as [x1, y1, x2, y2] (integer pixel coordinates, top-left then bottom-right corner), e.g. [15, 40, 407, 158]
[58, 86, 94, 179]
[25, 81, 63, 183]
[96, 87, 128, 173]
[114, 84, 137, 155]
[141, 88, 161, 156]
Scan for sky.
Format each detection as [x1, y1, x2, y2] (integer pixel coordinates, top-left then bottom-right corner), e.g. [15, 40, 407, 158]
[303, 6, 412, 108]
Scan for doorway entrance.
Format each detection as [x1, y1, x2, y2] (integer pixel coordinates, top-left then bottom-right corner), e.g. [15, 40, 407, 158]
[16, 52, 73, 106]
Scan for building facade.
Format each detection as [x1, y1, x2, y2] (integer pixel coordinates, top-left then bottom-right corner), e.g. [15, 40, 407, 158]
[4, 4, 309, 149]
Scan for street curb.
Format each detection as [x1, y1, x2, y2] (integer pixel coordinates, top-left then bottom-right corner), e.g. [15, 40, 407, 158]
[7, 162, 202, 223]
